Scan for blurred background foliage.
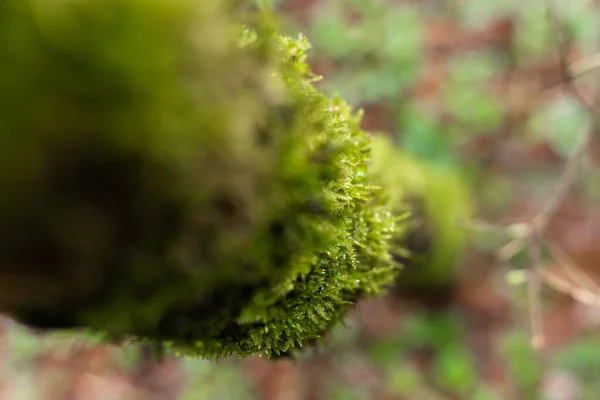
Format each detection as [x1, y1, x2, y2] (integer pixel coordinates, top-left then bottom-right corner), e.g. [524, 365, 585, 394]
[3, 0, 600, 399]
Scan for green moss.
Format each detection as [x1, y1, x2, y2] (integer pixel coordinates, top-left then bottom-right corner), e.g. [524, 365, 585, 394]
[0, 0, 400, 359]
[0, 0, 275, 330]
[369, 135, 472, 288]
[159, 33, 401, 359]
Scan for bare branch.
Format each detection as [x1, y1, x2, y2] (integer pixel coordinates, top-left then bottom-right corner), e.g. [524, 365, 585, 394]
[546, 240, 600, 294]
[570, 53, 600, 80]
[528, 268, 600, 309]
[544, 0, 597, 114]
[494, 0, 598, 263]
[497, 122, 591, 262]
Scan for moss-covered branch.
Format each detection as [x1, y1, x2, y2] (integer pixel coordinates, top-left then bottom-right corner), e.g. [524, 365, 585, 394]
[0, 0, 406, 359]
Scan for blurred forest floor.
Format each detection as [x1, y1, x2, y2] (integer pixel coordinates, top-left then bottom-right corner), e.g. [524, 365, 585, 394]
[4, 0, 600, 399]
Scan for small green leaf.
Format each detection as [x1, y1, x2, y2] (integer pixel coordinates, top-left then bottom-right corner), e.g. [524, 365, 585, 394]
[398, 106, 456, 165]
[506, 270, 528, 286]
[433, 346, 478, 396]
[459, 0, 519, 29]
[381, 6, 423, 66]
[444, 85, 505, 132]
[554, 336, 600, 380]
[498, 330, 542, 395]
[447, 52, 502, 85]
[557, 0, 600, 53]
[527, 95, 589, 158]
[358, 66, 413, 101]
[327, 385, 363, 400]
[514, 3, 554, 59]
[386, 364, 422, 396]
[472, 385, 503, 400]
[311, 13, 356, 58]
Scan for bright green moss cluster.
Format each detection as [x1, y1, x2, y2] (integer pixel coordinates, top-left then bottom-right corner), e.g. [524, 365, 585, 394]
[0, 0, 400, 359]
[369, 135, 472, 289]
[158, 33, 401, 359]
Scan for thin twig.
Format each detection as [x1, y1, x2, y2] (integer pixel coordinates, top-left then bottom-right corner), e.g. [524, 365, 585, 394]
[497, 122, 591, 262]
[495, 0, 597, 263]
[570, 53, 600, 80]
[456, 219, 508, 233]
[544, 0, 598, 115]
[542, 53, 600, 94]
[422, 373, 464, 400]
[530, 268, 600, 309]
[545, 239, 600, 294]
[498, 0, 600, 353]
[531, 132, 589, 230]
